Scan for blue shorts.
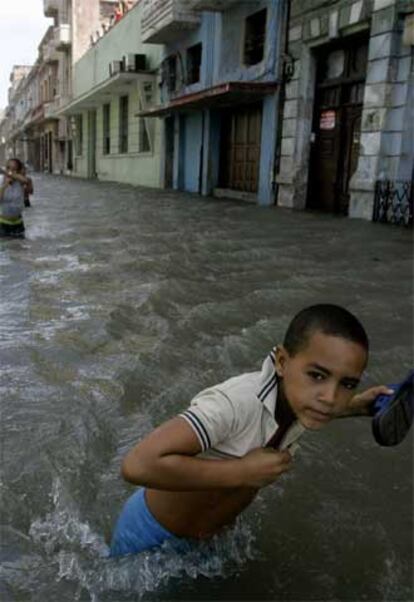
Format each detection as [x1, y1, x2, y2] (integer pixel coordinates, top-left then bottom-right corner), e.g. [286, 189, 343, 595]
[109, 488, 192, 557]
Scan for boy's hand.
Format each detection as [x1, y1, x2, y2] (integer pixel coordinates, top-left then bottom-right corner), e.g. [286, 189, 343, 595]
[347, 385, 394, 416]
[240, 448, 292, 488]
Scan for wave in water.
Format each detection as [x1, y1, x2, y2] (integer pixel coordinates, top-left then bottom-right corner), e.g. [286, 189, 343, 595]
[26, 477, 258, 601]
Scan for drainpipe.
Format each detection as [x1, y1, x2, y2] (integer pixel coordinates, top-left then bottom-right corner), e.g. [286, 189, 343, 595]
[273, 0, 294, 204]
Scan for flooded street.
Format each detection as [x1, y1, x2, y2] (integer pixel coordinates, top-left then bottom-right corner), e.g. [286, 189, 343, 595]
[0, 175, 412, 601]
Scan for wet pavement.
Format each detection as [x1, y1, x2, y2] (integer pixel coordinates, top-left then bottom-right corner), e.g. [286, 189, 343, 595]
[0, 174, 413, 601]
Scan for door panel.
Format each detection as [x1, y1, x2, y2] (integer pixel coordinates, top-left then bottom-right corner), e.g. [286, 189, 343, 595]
[220, 104, 262, 193]
[308, 108, 342, 212]
[307, 35, 368, 214]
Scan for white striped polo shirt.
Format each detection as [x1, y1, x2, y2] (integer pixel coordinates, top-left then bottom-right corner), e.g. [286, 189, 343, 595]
[179, 349, 305, 459]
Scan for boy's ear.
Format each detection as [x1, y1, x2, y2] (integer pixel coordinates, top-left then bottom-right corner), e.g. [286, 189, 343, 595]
[275, 345, 289, 377]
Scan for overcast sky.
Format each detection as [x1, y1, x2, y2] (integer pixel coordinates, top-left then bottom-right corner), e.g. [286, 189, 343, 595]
[0, 0, 52, 109]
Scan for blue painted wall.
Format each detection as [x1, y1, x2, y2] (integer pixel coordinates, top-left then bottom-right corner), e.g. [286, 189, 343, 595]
[183, 112, 203, 193]
[161, 0, 284, 205]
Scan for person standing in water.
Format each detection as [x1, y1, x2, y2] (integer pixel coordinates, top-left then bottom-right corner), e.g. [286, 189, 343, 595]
[0, 158, 30, 237]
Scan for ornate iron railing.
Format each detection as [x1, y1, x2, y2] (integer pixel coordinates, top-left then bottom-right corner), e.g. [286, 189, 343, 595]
[373, 180, 413, 226]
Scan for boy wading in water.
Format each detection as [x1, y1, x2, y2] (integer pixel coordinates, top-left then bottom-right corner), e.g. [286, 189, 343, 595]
[110, 304, 394, 557]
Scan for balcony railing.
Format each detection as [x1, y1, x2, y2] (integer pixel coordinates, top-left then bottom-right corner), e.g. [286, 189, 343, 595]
[44, 0, 59, 18]
[55, 24, 71, 50]
[44, 98, 61, 120]
[141, 0, 200, 44]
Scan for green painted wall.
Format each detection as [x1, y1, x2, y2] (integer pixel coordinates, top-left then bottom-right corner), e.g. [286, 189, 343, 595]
[71, 2, 163, 188]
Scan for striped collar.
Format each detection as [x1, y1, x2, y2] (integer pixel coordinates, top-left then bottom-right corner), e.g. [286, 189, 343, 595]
[257, 347, 306, 447]
[257, 347, 279, 414]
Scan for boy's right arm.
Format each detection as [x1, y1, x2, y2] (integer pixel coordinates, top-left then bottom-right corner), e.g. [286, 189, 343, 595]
[121, 417, 292, 491]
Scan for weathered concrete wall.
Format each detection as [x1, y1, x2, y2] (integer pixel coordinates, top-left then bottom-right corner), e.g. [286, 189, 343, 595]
[276, 0, 413, 220]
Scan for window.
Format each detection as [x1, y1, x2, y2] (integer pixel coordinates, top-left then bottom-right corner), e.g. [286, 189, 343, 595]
[186, 43, 202, 85]
[244, 9, 267, 66]
[165, 55, 177, 92]
[103, 103, 111, 155]
[119, 95, 128, 153]
[75, 114, 83, 155]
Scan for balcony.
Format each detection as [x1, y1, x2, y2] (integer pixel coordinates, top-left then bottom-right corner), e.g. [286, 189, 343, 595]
[43, 39, 59, 64]
[44, 0, 59, 18]
[31, 103, 45, 123]
[55, 24, 71, 50]
[44, 99, 60, 120]
[141, 0, 201, 44]
[187, 0, 249, 11]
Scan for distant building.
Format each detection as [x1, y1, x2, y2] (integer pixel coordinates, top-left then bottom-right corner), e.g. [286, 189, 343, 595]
[4, 0, 116, 173]
[139, 0, 285, 205]
[2, 0, 412, 224]
[60, 0, 163, 187]
[0, 110, 7, 165]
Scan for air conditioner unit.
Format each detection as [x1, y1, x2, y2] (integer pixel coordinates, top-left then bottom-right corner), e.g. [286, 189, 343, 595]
[109, 60, 123, 77]
[123, 53, 147, 72]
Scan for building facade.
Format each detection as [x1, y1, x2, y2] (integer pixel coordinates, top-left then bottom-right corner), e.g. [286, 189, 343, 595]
[3, 65, 35, 165]
[276, 0, 414, 221]
[61, 0, 163, 188]
[140, 0, 286, 205]
[2, 0, 412, 222]
[3, 0, 119, 175]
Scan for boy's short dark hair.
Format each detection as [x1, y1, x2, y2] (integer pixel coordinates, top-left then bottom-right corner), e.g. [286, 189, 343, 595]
[283, 304, 369, 356]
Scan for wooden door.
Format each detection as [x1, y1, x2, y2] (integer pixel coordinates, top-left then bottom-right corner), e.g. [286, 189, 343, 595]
[220, 104, 262, 193]
[307, 36, 367, 214]
[308, 97, 342, 212]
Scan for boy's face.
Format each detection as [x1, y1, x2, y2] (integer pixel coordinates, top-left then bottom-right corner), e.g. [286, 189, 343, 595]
[275, 331, 367, 430]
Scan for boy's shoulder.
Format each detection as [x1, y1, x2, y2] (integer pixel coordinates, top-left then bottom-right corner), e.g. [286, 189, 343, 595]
[217, 370, 261, 398]
[194, 370, 262, 409]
